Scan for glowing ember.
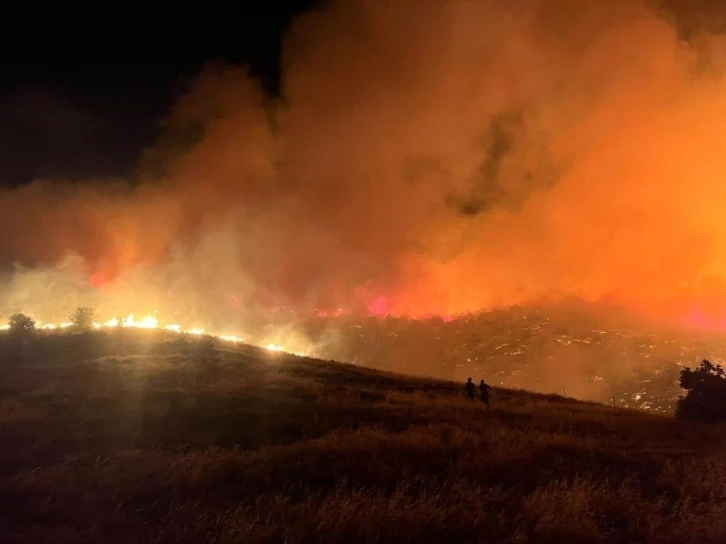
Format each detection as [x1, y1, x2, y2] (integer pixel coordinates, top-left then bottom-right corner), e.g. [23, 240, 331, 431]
[164, 324, 181, 333]
[0, 324, 9, 331]
[186, 328, 205, 335]
[315, 308, 345, 318]
[266, 344, 285, 352]
[219, 334, 243, 343]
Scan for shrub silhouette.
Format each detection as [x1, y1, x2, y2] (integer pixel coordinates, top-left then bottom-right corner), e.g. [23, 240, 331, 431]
[676, 359, 726, 422]
[70, 307, 95, 331]
[8, 313, 36, 334]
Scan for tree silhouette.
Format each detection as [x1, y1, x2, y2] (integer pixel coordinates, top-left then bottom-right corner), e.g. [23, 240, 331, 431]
[676, 359, 726, 423]
[70, 307, 95, 331]
[8, 313, 36, 334]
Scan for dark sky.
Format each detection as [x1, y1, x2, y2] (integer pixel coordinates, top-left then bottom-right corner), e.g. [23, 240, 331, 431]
[0, 9, 318, 187]
[2, 1, 723, 190]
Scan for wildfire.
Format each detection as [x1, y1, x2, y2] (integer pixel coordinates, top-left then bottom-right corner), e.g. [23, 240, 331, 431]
[0, 313, 304, 356]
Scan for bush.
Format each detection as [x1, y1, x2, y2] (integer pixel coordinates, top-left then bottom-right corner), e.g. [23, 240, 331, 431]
[69, 307, 95, 331]
[676, 359, 726, 422]
[8, 313, 36, 334]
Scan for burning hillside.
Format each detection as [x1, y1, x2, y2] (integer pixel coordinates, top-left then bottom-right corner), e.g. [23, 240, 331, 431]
[4, 1, 726, 417]
[3, 302, 716, 414]
[0, 311, 308, 358]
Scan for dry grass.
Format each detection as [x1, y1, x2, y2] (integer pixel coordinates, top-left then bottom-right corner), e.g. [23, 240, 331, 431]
[0, 330, 725, 543]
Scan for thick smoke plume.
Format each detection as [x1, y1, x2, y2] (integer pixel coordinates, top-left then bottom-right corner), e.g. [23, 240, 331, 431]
[3, 0, 726, 329]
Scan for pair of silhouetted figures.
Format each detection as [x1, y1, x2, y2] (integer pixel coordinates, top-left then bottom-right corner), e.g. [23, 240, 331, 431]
[465, 377, 491, 407]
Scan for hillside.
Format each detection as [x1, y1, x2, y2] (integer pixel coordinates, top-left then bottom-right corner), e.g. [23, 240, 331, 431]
[1, 330, 725, 543]
[243, 305, 719, 413]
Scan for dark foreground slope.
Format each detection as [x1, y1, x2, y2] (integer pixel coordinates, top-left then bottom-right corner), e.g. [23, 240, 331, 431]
[0, 331, 725, 543]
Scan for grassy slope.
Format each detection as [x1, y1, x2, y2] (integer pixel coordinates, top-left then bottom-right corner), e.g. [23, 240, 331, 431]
[0, 331, 725, 543]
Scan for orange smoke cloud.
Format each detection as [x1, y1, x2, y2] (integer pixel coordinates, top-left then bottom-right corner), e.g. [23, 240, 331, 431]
[3, 0, 726, 325]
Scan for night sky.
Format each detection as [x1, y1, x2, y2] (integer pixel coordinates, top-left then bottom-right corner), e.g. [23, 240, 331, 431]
[0, 1, 723, 189]
[0, 9, 317, 187]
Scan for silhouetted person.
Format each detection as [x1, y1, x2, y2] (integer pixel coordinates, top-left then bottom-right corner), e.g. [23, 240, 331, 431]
[479, 379, 492, 407]
[465, 377, 475, 400]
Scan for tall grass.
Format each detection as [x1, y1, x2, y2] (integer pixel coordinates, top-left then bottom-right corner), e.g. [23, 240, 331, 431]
[0, 331, 724, 542]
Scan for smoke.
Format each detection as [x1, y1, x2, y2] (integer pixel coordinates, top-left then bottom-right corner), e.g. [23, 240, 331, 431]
[4, 0, 726, 330]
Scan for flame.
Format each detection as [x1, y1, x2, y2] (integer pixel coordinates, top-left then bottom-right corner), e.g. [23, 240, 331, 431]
[0, 312, 302, 356]
[367, 296, 389, 316]
[219, 334, 243, 343]
[121, 314, 158, 329]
